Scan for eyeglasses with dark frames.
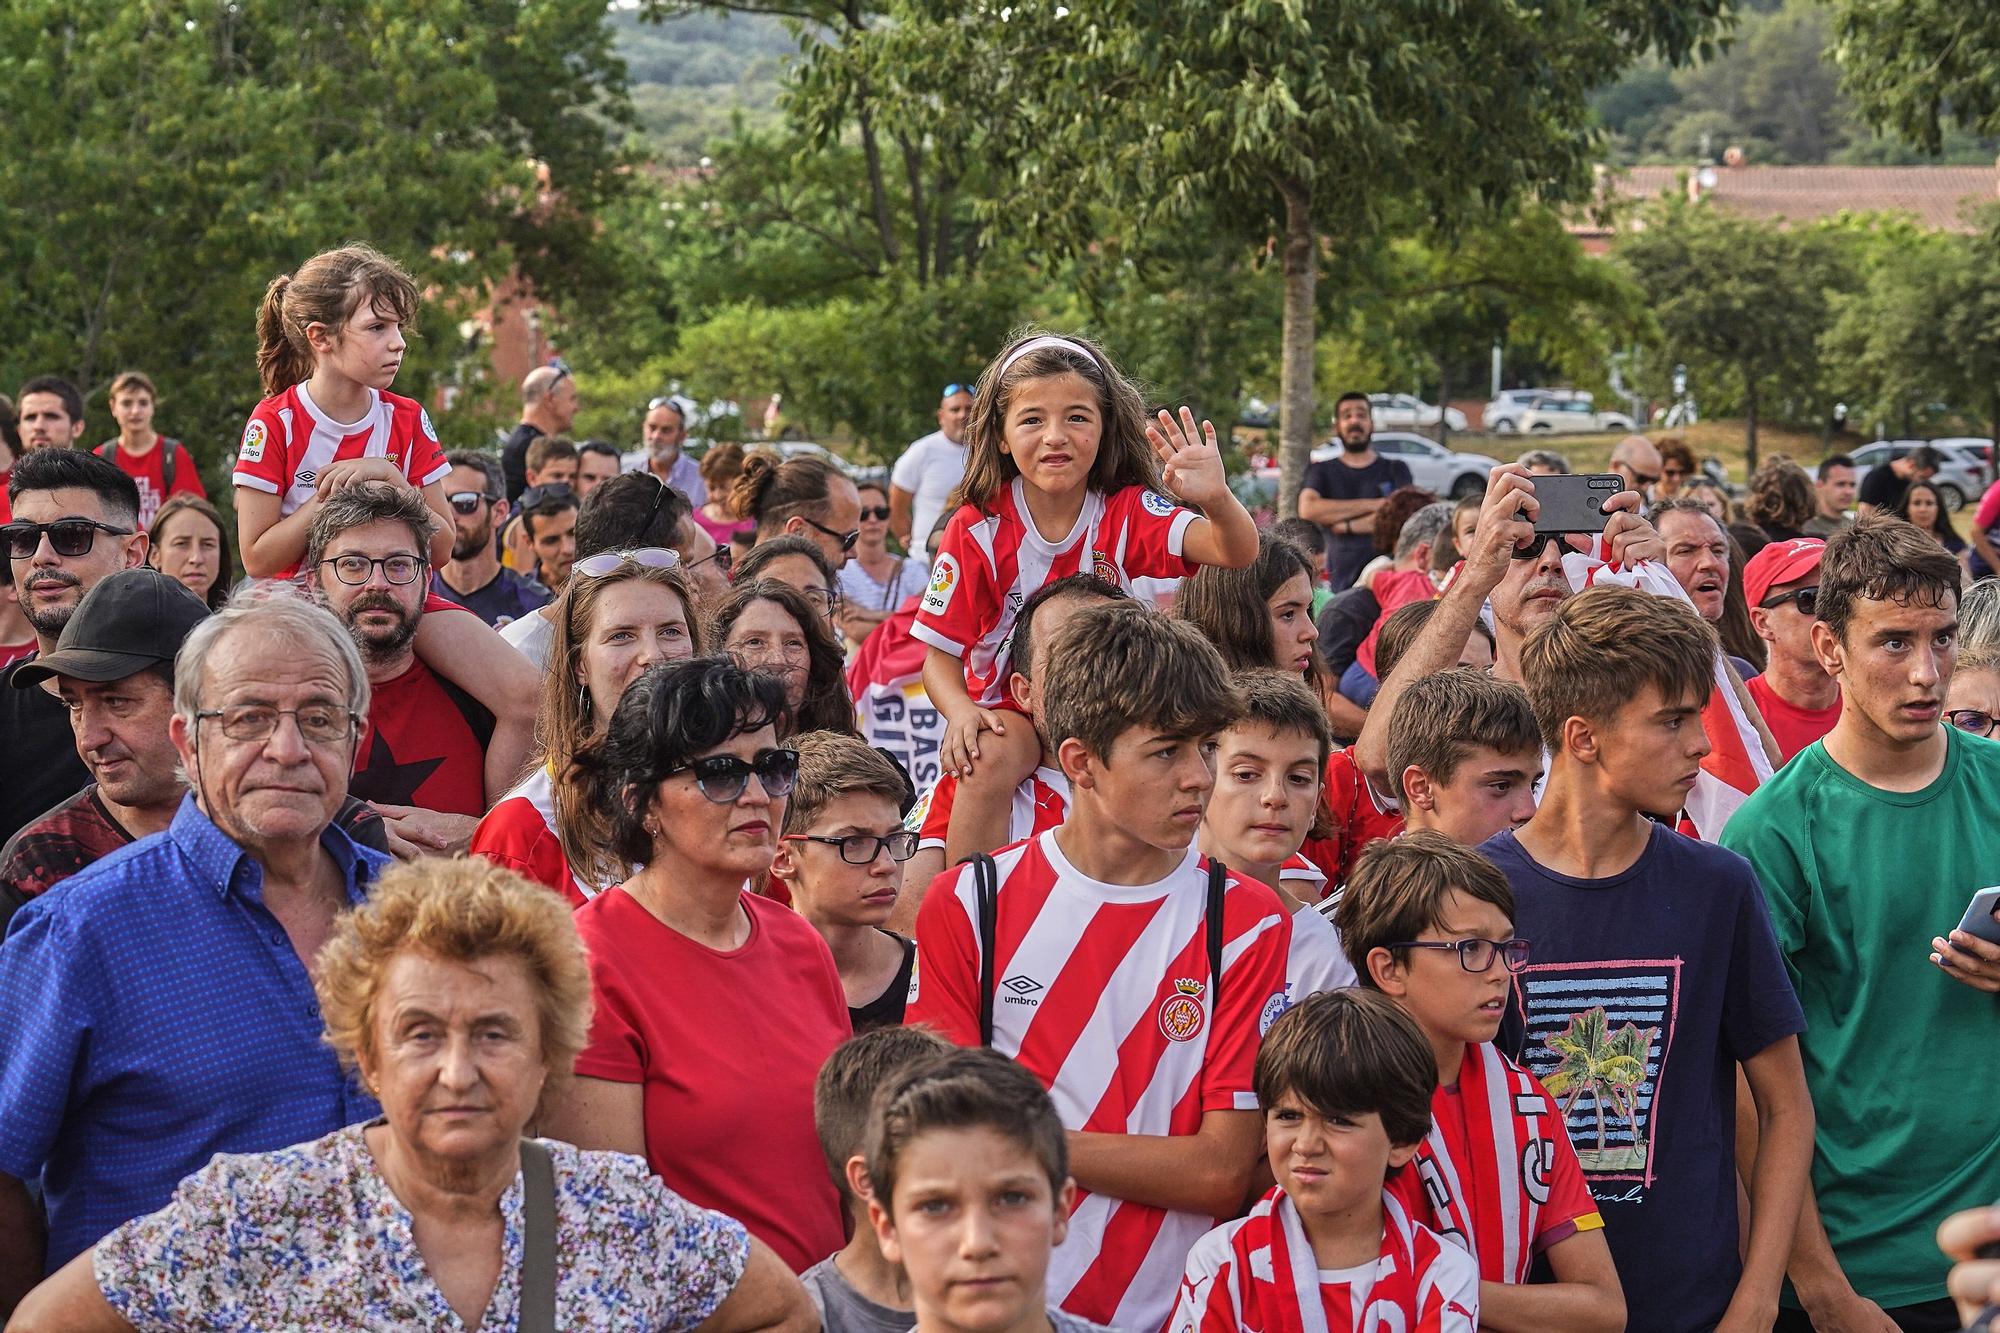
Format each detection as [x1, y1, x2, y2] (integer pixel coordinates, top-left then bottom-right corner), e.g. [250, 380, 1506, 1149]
[1948, 709, 1997, 737]
[0, 519, 134, 560]
[1386, 937, 1532, 974]
[802, 516, 860, 553]
[666, 748, 801, 804]
[781, 830, 920, 864]
[318, 553, 424, 586]
[688, 544, 734, 575]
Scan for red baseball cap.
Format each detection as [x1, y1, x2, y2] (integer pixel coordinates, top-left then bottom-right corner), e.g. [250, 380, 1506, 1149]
[1744, 537, 1825, 609]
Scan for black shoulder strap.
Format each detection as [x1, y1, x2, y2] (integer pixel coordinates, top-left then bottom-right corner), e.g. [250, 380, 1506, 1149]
[967, 853, 999, 1047]
[94, 440, 176, 492]
[517, 1139, 557, 1332]
[1206, 858, 1227, 1007]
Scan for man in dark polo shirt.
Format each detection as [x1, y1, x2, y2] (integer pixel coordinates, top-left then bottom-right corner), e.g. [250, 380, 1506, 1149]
[0, 571, 386, 931]
[499, 363, 579, 503]
[432, 450, 551, 628]
[306, 482, 495, 857]
[0, 450, 150, 845]
[1298, 391, 1414, 591]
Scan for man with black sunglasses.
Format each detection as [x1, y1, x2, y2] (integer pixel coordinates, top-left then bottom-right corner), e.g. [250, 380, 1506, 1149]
[432, 451, 551, 629]
[1743, 538, 1839, 764]
[0, 450, 148, 844]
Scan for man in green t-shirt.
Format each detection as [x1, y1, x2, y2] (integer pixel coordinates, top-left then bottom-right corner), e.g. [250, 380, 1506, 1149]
[1722, 516, 2000, 1333]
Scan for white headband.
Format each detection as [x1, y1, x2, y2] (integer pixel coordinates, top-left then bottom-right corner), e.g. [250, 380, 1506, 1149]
[998, 335, 1096, 377]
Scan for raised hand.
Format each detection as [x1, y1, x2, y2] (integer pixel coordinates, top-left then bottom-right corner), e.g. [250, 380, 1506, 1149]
[1146, 407, 1227, 507]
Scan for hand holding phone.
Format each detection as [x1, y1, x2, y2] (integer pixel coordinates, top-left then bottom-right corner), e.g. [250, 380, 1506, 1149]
[1955, 887, 2000, 946]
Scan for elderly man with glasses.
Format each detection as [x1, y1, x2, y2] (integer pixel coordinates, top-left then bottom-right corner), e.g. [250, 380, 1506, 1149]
[432, 449, 552, 629]
[0, 592, 387, 1309]
[306, 482, 500, 855]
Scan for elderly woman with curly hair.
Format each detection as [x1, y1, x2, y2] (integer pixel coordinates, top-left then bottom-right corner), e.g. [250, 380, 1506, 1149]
[11, 857, 814, 1333]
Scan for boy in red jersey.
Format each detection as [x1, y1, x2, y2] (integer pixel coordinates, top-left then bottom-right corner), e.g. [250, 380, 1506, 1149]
[1173, 989, 1480, 1333]
[1339, 834, 1623, 1331]
[909, 602, 1289, 1333]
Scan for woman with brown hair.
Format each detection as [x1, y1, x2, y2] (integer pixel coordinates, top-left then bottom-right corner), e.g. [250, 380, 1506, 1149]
[471, 550, 704, 904]
[730, 451, 862, 573]
[711, 577, 857, 737]
[147, 494, 236, 611]
[1748, 457, 1817, 542]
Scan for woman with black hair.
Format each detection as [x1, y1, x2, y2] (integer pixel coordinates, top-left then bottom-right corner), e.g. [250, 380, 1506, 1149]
[543, 656, 850, 1274]
[712, 577, 858, 735]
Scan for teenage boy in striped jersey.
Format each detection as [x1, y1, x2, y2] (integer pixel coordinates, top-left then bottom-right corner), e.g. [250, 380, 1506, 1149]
[1339, 833, 1624, 1332]
[909, 602, 1290, 1333]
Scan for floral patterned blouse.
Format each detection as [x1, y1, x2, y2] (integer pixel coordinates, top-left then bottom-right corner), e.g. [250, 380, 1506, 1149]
[93, 1122, 750, 1331]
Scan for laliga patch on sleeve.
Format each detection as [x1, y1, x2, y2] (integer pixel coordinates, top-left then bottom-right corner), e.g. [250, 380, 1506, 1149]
[1141, 489, 1177, 517]
[419, 407, 438, 442]
[922, 554, 959, 616]
[239, 418, 268, 464]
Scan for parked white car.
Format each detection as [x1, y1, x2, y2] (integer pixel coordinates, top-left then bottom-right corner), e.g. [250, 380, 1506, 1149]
[1298, 431, 1501, 500]
[1369, 392, 1469, 433]
[1515, 398, 1636, 435]
[1482, 389, 1559, 433]
[1815, 440, 1988, 512]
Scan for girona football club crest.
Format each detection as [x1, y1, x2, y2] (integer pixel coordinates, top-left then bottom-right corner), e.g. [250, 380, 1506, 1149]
[1092, 551, 1118, 584]
[1157, 977, 1207, 1042]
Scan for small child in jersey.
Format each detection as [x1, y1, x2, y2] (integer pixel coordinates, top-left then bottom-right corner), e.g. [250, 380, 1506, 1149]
[897, 573, 1125, 920]
[1173, 988, 1480, 1333]
[1339, 834, 1622, 1330]
[1197, 670, 1357, 1008]
[234, 244, 537, 777]
[913, 330, 1257, 864]
[804, 1025, 952, 1333]
[865, 1046, 1116, 1333]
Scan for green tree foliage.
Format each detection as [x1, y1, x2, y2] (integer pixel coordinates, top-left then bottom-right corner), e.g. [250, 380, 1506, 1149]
[1832, 0, 2000, 155]
[0, 0, 633, 475]
[795, 0, 1732, 517]
[1617, 197, 1842, 467]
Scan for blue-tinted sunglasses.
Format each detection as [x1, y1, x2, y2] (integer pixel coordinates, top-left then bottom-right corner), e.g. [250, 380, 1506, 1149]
[942, 383, 973, 399]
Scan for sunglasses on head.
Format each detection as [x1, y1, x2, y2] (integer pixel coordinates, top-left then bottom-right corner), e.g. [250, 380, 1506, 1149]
[667, 747, 801, 804]
[573, 547, 681, 580]
[0, 519, 133, 560]
[518, 482, 575, 511]
[1760, 587, 1818, 617]
[447, 490, 497, 516]
[941, 382, 973, 399]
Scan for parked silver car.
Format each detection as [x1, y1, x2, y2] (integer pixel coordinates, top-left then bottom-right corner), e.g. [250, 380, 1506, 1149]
[1822, 440, 1990, 512]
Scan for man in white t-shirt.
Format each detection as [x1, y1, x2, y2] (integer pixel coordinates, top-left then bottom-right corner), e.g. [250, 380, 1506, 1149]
[890, 383, 973, 561]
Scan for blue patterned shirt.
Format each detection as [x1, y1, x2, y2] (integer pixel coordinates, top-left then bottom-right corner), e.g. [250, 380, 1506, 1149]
[0, 793, 386, 1269]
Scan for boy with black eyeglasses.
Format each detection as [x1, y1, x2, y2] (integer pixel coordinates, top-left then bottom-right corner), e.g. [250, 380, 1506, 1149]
[772, 732, 923, 1032]
[1338, 833, 1622, 1332]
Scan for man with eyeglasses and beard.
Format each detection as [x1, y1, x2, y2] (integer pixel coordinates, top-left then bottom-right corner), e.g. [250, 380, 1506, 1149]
[431, 450, 551, 628]
[0, 451, 149, 845]
[305, 481, 496, 857]
[1742, 538, 1840, 764]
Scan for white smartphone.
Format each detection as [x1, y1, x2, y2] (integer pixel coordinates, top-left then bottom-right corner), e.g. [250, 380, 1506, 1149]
[1954, 886, 2000, 946]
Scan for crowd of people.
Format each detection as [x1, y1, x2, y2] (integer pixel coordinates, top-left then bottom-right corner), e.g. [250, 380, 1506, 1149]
[0, 240, 1994, 1333]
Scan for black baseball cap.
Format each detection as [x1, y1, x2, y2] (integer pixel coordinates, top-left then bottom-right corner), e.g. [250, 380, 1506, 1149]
[13, 568, 210, 688]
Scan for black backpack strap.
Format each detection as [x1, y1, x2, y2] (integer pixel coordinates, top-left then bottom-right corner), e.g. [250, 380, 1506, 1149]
[94, 440, 176, 493]
[966, 853, 999, 1047]
[1206, 858, 1228, 1008]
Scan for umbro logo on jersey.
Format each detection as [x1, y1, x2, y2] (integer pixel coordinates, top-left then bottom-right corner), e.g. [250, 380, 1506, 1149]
[1000, 974, 1043, 1006]
[297, 469, 317, 486]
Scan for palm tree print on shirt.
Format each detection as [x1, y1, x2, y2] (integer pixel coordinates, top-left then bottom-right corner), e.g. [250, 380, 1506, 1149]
[1542, 1006, 1657, 1172]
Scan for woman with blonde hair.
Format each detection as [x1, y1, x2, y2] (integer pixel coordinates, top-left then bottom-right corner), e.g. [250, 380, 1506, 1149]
[10, 857, 812, 1331]
[471, 549, 704, 904]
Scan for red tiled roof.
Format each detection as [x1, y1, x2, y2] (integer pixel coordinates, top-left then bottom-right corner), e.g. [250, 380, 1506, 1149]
[1582, 162, 2000, 233]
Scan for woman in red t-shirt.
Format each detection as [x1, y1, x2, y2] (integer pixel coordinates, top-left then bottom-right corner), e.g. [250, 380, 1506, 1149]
[542, 657, 851, 1273]
[469, 551, 703, 906]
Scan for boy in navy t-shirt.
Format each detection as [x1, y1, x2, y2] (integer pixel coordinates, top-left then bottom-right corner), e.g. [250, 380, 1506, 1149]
[1481, 584, 1812, 1333]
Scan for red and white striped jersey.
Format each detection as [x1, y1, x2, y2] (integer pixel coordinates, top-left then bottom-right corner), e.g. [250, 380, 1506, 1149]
[911, 481, 1198, 707]
[908, 832, 1291, 1333]
[234, 383, 450, 521]
[908, 764, 1071, 852]
[1387, 1042, 1602, 1285]
[1174, 1188, 1479, 1333]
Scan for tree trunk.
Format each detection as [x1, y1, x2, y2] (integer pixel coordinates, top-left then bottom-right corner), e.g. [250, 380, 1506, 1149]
[933, 177, 956, 280]
[1743, 377, 1759, 475]
[896, 133, 930, 287]
[1276, 180, 1317, 521]
[855, 106, 900, 265]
